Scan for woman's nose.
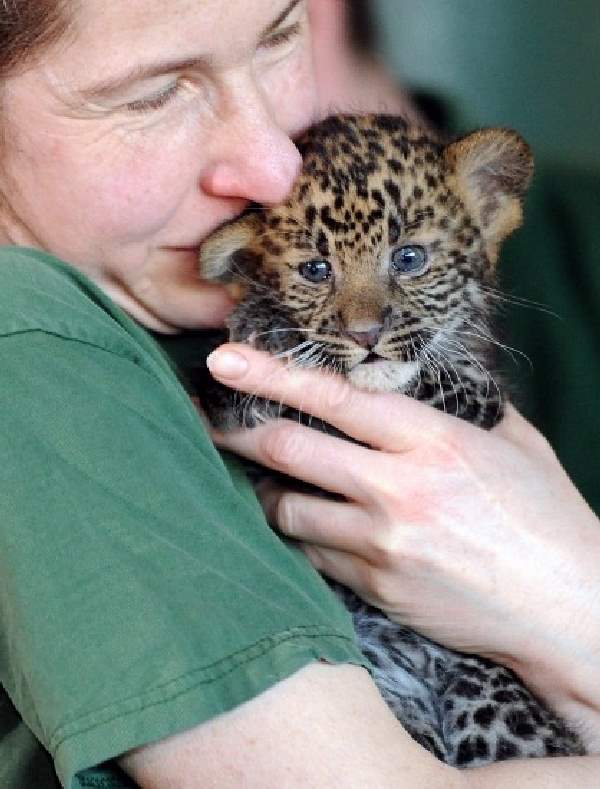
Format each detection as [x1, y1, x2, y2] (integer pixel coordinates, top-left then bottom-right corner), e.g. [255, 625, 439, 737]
[200, 99, 303, 206]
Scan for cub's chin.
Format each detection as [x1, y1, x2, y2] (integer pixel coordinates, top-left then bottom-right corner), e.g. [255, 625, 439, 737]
[347, 359, 421, 393]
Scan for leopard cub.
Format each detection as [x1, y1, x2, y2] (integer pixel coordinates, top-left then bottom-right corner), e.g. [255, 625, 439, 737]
[197, 114, 584, 766]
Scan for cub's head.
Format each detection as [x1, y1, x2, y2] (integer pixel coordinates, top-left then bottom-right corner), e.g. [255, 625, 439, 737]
[199, 114, 532, 393]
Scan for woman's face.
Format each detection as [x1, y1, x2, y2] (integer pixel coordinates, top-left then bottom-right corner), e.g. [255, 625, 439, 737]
[0, 0, 317, 330]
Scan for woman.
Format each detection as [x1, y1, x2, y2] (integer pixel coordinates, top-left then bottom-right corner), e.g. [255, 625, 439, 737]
[0, 1, 598, 787]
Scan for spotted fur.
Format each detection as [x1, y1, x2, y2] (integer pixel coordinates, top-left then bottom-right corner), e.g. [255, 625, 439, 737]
[197, 114, 584, 765]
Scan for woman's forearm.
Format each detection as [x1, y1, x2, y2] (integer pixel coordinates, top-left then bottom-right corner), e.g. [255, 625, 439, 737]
[121, 661, 600, 789]
[504, 498, 600, 751]
[515, 631, 600, 751]
[465, 754, 600, 788]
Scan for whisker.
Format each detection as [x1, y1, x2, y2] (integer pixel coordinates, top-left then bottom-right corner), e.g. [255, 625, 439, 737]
[428, 344, 464, 414]
[229, 262, 272, 296]
[479, 285, 563, 321]
[459, 317, 533, 369]
[409, 334, 425, 390]
[422, 325, 500, 406]
[425, 328, 490, 384]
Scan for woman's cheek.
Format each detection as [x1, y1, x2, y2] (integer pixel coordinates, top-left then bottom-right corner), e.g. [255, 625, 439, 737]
[91, 152, 188, 239]
[94, 104, 212, 237]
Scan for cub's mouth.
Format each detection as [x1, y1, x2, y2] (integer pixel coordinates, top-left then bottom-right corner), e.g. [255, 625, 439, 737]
[360, 352, 383, 365]
[347, 358, 421, 393]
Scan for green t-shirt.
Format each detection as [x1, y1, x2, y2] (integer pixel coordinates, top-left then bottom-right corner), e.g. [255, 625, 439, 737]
[0, 246, 365, 789]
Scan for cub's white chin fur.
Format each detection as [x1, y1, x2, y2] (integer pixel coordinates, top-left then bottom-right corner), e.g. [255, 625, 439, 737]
[347, 359, 421, 393]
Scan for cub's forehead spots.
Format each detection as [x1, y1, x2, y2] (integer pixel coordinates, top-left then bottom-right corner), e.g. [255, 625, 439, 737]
[291, 115, 446, 218]
[252, 114, 479, 274]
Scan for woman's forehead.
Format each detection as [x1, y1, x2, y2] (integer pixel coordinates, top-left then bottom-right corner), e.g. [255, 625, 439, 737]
[49, 0, 304, 85]
[70, 0, 301, 46]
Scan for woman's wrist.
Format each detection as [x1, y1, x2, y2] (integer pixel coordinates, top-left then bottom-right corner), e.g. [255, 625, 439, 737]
[509, 514, 600, 749]
[516, 650, 600, 751]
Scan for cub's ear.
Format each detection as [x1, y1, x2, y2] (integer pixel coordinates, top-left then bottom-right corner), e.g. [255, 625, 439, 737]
[199, 214, 262, 283]
[444, 129, 533, 262]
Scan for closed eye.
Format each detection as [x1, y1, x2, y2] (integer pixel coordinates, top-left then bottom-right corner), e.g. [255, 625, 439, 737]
[125, 81, 182, 113]
[262, 21, 302, 50]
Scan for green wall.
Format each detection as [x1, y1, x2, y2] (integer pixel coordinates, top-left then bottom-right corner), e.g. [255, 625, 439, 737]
[375, 0, 600, 170]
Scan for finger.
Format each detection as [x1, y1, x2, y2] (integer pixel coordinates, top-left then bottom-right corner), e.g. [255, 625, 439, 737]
[257, 481, 376, 554]
[301, 543, 379, 607]
[494, 404, 547, 450]
[214, 419, 394, 504]
[494, 403, 525, 433]
[207, 344, 451, 452]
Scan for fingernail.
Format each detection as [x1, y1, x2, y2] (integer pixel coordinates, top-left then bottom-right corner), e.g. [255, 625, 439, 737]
[206, 350, 249, 378]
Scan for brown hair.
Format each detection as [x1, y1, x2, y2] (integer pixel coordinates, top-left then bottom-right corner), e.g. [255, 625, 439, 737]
[0, 0, 73, 77]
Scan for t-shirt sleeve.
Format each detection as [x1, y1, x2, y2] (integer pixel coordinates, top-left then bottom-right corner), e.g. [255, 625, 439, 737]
[0, 328, 365, 788]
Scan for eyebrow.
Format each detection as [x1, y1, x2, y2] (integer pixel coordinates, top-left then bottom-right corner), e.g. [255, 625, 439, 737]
[78, 0, 303, 101]
[264, 0, 302, 36]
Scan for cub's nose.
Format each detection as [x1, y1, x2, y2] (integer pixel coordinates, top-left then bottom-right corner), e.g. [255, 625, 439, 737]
[345, 323, 383, 349]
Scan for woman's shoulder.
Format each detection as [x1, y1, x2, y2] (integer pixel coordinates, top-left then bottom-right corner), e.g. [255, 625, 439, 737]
[0, 245, 121, 331]
[0, 245, 161, 366]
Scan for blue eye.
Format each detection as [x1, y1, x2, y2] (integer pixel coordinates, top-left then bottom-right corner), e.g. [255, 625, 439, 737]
[391, 245, 428, 276]
[299, 260, 332, 283]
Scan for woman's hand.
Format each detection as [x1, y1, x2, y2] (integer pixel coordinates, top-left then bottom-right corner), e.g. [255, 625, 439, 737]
[207, 344, 600, 747]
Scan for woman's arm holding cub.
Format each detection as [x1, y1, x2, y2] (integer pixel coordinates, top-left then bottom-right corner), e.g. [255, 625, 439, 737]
[207, 345, 600, 751]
